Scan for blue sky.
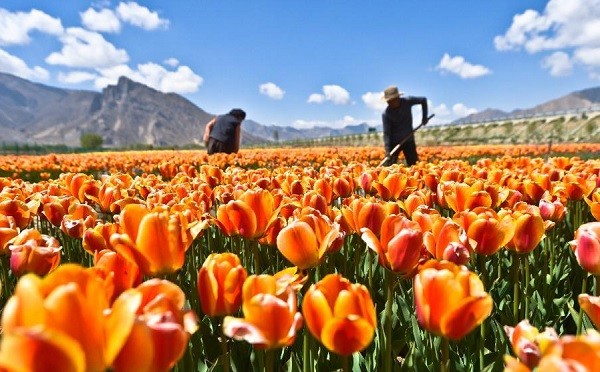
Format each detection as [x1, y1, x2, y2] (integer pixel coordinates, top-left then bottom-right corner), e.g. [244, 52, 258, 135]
[1, 1, 598, 128]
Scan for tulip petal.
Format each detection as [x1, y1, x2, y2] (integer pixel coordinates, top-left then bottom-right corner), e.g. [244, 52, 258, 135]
[0, 326, 86, 372]
[441, 295, 493, 340]
[320, 317, 375, 356]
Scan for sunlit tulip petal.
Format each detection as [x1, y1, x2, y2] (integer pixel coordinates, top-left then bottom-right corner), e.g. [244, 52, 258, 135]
[570, 222, 600, 275]
[0, 326, 86, 372]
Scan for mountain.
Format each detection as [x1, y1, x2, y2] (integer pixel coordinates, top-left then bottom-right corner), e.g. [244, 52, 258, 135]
[0, 73, 218, 147]
[1, 71, 598, 147]
[454, 87, 600, 124]
[242, 120, 379, 142]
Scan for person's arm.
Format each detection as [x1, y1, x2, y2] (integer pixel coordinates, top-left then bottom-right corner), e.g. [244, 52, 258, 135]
[233, 124, 241, 153]
[203, 117, 217, 144]
[407, 97, 428, 124]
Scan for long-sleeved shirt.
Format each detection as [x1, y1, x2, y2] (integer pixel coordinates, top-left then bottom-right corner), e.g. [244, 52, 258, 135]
[382, 96, 428, 152]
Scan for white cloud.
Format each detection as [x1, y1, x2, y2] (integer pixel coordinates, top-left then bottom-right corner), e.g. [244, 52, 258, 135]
[452, 103, 478, 118]
[307, 93, 325, 104]
[291, 115, 373, 129]
[116, 2, 169, 30]
[542, 51, 573, 76]
[259, 82, 285, 100]
[362, 91, 387, 112]
[95, 62, 203, 94]
[574, 47, 600, 67]
[436, 53, 492, 79]
[0, 48, 49, 80]
[45, 27, 129, 68]
[81, 8, 121, 33]
[495, 0, 600, 77]
[57, 70, 97, 84]
[163, 58, 179, 67]
[0, 8, 63, 46]
[308, 84, 351, 105]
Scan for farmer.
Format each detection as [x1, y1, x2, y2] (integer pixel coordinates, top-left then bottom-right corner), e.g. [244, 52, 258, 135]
[381, 86, 428, 166]
[203, 108, 246, 155]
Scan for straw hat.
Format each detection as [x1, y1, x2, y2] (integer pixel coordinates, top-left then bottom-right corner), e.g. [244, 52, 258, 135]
[383, 86, 403, 101]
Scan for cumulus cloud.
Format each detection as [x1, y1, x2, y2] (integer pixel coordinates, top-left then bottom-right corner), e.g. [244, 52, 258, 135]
[436, 53, 492, 79]
[57, 70, 97, 84]
[495, 0, 600, 76]
[307, 85, 351, 105]
[542, 51, 573, 76]
[0, 48, 49, 80]
[362, 91, 387, 112]
[116, 2, 169, 30]
[80, 8, 121, 33]
[452, 103, 478, 118]
[163, 58, 179, 67]
[291, 115, 371, 129]
[259, 82, 285, 100]
[45, 27, 129, 68]
[0, 8, 63, 46]
[95, 62, 203, 94]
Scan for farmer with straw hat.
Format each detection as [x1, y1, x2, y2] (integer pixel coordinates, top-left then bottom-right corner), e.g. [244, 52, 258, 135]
[381, 86, 429, 166]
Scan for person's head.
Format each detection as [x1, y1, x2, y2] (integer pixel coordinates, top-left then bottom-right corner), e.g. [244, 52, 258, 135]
[383, 86, 402, 107]
[229, 108, 246, 122]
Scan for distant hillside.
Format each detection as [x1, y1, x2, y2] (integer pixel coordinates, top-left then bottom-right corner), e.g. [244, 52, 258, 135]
[454, 87, 600, 124]
[1, 71, 599, 147]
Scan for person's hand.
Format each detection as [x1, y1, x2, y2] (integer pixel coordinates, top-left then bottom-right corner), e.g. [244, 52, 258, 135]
[422, 117, 429, 125]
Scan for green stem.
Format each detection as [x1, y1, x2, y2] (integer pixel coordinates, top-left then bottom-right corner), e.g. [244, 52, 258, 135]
[303, 329, 312, 372]
[523, 254, 530, 319]
[266, 349, 275, 372]
[220, 318, 230, 372]
[251, 239, 261, 275]
[341, 354, 350, 372]
[383, 270, 397, 372]
[512, 253, 520, 322]
[577, 275, 588, 335]
[478, 255, 487, 372]
[440, 337, 450, 372]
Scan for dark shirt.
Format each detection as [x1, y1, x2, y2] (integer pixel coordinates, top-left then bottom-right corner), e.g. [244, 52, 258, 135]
[209, 113, 241, 148]
[382, 96, 428, 152]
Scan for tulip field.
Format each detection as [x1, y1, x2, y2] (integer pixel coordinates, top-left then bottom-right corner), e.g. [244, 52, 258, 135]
[1, 143, 600, 372]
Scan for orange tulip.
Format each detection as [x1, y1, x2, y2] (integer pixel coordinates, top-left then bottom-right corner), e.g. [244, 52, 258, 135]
[536, 331, 600, 371]
[585, 189, 600, 222]
[113, 279, 199, 372]
[453, 207, 515, 256]
[110, 204, 202, 276]
[1, 264, 137, 372]
[441, 181, 493, 213]
[302, 274, 376, 355]
[0, 214, 18, 255]
[579, 294, 600, 329]
[8, 228, 61, 277]
[414, 260, 493, 340]
[504, 320, 557, 369]
[0, 198, 35, 230]
[422, 216, 471, 265]
[223, 274, 303, 349]
[197, 253, 247, 317]
[276, 210, 342, 269]
[539, 194, 566, 223]
[340, 198, 386, 236]
[0, 326, 86, 372]
[94, 249, 142, 302]
[82, 222, 120, 255]
[557, 172, 596, 201]
[215, 188, 279, 239]
[569, 222, 600, 275]
[40, 194, 77, 227]
[60, 202, 98, 239]
[361, 214, 423, 276]
[501, 208, 546, 254]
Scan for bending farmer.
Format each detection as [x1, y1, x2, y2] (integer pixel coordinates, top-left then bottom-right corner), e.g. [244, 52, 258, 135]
[381, 86, 428, 166]
[203, 108, 246, 155]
